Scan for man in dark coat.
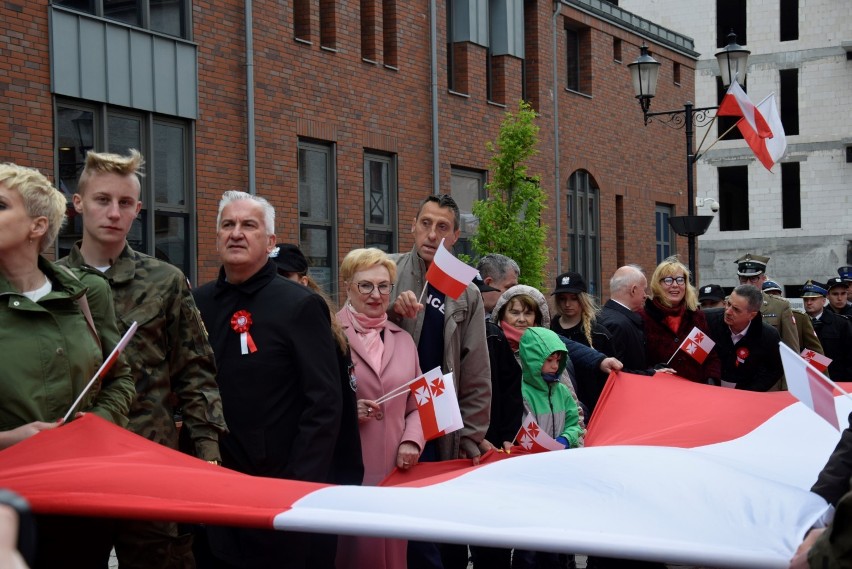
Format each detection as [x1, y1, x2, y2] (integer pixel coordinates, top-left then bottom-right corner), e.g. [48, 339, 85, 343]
[194, 191, 342, 569]
[597, 265, 661, 375]
[703, 284, 782, 391]
[803, 280, 852, 380]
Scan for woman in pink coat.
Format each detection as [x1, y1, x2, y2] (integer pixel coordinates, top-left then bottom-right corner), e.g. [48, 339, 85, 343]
[335, 248, 424, 569]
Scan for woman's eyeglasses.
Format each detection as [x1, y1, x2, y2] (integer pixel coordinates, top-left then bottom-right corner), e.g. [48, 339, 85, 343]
[355, 281, 394, 296]
[660, 276, 686, 286]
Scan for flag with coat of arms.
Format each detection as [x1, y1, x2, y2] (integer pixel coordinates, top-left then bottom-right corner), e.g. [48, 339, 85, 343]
[515, 413, 565, 453]
[677, 326, 716, 364]
[409, 367, 464, 441]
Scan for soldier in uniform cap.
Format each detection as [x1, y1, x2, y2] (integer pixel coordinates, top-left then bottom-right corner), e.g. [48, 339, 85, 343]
[734, 253, 800, 356]
[61, 149, 227, 567]
[762, 280, 824, 357]
[802, 280, 852, 380]
[825, 276, 852, 319]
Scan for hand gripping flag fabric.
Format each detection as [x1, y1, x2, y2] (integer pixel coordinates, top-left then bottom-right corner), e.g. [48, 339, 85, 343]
[780, 342, 840, 430]
[801, 348, 833, 374]
[515, 413, 565, 452]
[717, 80, 772, 139]
[677, 326, 716, 364]
[409, 368, 464, 440]
[2, 372, 850, 568]
[424, 238, 478, 299]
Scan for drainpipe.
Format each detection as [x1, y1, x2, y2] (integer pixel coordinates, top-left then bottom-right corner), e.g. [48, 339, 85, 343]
[430, 0, 440, 195]
[551, 1, 562, 270]
[245, 0, 256, 194]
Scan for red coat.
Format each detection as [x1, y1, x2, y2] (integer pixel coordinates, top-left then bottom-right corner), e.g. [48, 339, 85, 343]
[639, 298, 721, 384]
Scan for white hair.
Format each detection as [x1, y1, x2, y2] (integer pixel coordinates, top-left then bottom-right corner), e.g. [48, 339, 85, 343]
[217, 190, 275, 235]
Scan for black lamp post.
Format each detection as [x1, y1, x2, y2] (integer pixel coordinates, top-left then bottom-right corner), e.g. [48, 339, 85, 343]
[628, 32, 749, 283]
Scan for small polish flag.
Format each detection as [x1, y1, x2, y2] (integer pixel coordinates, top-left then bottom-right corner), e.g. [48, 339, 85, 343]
[801, 349, 832, 373]
[780, 343, 839, 430]
[678, 327, 716, 365]
[409, 368, 464, 441]
[514, 413, 565, 453]
[425, 238, 479, 299]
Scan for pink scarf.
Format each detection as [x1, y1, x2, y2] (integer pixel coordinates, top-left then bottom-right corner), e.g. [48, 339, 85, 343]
[500, 321, 526, 352]
[346, 303, 387, 371]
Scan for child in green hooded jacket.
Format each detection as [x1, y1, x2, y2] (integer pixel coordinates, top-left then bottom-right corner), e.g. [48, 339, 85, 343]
[519, 327, 584, 448]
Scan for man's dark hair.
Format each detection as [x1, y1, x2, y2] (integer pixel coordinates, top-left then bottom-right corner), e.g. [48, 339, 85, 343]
[733, 284, 763, 312]
[417, 194, 460, 231]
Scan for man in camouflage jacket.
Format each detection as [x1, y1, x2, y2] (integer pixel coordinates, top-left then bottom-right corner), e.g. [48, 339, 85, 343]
[60, 149, 226, 569]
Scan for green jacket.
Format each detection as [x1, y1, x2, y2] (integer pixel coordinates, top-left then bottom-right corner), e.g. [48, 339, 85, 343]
[60, 243, 226, 461]
[0, 257, 134, 431]
[519, 327, 583, 448]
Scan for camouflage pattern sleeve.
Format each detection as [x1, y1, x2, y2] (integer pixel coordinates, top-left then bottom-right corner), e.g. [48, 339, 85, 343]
[167, 277, 227, 462]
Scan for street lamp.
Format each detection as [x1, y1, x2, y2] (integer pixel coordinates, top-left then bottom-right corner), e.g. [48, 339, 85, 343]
[628, 32, 749, 283]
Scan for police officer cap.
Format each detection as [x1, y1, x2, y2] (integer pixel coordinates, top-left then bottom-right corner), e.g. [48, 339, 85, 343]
[826, 276, 848, 290]
[698, 284, 725, 302]
[735, 253, 769, 277]
[801, 280, 828, 298]
[270, 243, 309, 275]
[761, 280, 783, 294]
[838, 266, 852, 283]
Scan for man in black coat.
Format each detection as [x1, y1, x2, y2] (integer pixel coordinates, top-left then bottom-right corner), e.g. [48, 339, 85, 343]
[597, 265, 660, 375]
[703, 284, 782, 391]
[803, 280, 852, 380]
[194, 191, 343, 569]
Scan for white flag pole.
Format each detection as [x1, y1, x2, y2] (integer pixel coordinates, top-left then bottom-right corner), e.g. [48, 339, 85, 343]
[63, 321, 139, 423]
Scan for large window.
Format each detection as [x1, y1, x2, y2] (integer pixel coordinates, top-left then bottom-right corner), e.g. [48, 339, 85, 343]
[780, 0, 799, 42]
[565, 24, 590, 94]
[718, 166, 749, 231]
[298, 140, 337, 294]
[716, 0, 746, 47]
[364, 152, 397, 252]
[567, 170, 600, 296]
[450, 168, 486, 259]
[781, 162, 801, 229]
[780, 69, 799, 136]
[56, 101, 193, 277]
[655, 205, 676, 263]
[54, 0, 189, 38]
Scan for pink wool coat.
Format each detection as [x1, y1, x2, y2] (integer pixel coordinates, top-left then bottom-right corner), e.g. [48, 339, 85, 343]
[335, 307, 425, 569]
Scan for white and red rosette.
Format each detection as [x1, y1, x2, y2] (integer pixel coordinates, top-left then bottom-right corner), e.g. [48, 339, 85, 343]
[230, 310, 258, 355]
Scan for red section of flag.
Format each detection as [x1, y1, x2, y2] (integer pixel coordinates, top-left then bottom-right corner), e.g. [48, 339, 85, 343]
[678, 327, 715, 364]
[717, 80, 772, 138]
[424, 239, 478, 299]
[410, 376, 442, 440]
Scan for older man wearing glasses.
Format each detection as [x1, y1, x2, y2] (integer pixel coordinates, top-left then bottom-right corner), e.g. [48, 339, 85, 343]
[734, 253, 799, 358]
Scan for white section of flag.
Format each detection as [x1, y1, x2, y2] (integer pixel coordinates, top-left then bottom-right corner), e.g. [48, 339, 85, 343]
[780, 342, 840, 430]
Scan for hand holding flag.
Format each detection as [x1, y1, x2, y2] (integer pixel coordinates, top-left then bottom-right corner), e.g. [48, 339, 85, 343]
[64, 321, 139, 423]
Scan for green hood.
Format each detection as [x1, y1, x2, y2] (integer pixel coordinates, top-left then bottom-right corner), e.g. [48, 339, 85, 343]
[519, 327, 567, 390]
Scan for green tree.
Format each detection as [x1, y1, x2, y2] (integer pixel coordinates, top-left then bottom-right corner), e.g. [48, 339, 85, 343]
[471, 100, 548, 289]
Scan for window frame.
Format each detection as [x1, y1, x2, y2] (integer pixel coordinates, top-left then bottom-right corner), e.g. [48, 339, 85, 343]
[297, 139, 338, 296]
[53, 0, 192, 39]
[364, 151, 398, 252]
[567, 170, 601, 297]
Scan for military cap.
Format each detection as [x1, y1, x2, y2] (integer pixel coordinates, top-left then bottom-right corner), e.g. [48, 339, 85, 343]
[735, 253, 770, 277]
[801, 280, 828, 298]
[270, 243, 309, 275]
[838, 266, 852, 283]
[826, 276, 848, 291]
[473, 274, 499, 293]
[761, 280, 783, 294]
[698, 284, 725, 302]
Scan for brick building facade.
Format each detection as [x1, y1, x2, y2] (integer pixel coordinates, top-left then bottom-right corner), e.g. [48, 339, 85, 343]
[1, 0, 699, 300]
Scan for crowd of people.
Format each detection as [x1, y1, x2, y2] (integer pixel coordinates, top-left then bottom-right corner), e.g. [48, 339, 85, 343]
[1, 153, 851, 569]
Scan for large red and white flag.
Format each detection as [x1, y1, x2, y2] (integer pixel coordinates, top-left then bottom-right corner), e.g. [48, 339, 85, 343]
[739, 94, 787, 171]
[677, 326, 715, 364]
[425, 238, 478, 299]
[801, 348, 833, 373]
[409, 368, 464, 441]
[515, 413, 565, 453]
[3, 373, 850, 568]
[780, 343, 839, 430]
[717, 80, 772, 139]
